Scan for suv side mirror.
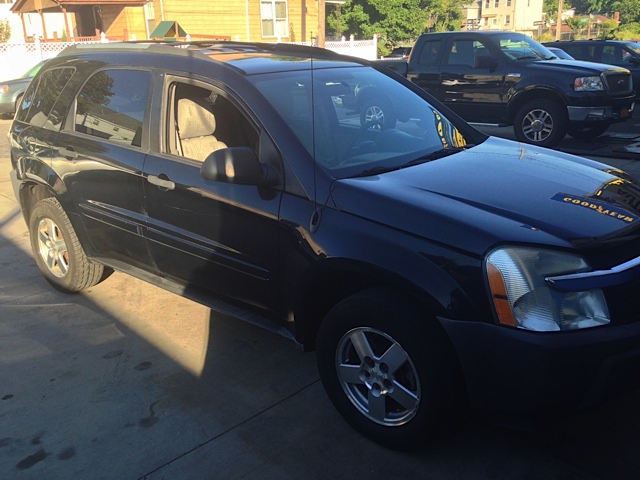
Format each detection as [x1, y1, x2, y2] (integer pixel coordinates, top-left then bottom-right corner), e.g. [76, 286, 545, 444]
[200, 147, 278, 186]
[475, 55, 498, 70]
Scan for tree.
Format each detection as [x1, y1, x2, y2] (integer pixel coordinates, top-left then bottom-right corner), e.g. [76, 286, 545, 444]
[0, 19, 10, 43]
[611, 0, 640, 24]
[327, 0, 464, 57]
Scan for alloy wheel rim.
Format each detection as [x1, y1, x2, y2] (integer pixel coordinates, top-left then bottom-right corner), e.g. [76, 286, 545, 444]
[37, 218, 69, 278]
[522, 108, 554, 143]
[335, 327, 421, 426]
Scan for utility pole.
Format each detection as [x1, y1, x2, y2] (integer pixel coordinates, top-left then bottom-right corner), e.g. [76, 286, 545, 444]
[556, 0, 564, 40]
[317, 0, 325, 47]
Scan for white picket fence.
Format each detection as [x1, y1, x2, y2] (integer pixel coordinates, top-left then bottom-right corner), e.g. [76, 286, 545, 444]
[0, 35, 377, 82]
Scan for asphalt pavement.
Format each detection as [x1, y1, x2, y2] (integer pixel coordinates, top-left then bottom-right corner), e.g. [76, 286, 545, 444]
[2, 116, 640, 479]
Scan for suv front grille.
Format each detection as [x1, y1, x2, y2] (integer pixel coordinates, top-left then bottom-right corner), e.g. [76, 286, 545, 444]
[604, 73, 633, 95]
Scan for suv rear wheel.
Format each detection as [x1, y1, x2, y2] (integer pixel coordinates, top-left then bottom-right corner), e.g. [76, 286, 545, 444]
[514, 99, 567, 147]
[316, 288, 460, 450]
[29, 198, 105, 292]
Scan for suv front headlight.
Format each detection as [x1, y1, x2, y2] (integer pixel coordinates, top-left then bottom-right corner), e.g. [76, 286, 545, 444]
[486, 247, 610, 331]
[574, 76, 604, 91]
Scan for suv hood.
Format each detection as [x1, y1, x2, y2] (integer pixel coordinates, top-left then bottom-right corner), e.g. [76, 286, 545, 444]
[330, 137, 640, 255]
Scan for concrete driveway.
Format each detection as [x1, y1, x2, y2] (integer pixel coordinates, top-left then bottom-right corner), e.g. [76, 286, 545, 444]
[2, 117, 640, 479]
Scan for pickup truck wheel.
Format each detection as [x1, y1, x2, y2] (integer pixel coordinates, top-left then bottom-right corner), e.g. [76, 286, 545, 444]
[316, 288, 459, 450]
[513, 100, 567, 147]
[29, 198, 105, 293]
[567, 124, 608, 139]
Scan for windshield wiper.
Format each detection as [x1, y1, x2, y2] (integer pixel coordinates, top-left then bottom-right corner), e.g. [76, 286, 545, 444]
[350, 146, 473, 178]
[403, 146, 472, 165]
[515, 55, 540, 61]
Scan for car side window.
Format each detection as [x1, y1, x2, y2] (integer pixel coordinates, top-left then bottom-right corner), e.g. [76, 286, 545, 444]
[417, 40, 441, 66]
[447, 40, 476, 67]
[16, 67, 75, 129]
[167, 81, 259, 162]
[74, 69, 151, 147]
[446, 40, 490, 68]
[602, 45, 622, 65]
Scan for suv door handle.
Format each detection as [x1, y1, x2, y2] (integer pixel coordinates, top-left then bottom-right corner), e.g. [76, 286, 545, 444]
[59, 147, 78, 159]
[147, 174, 175, 191]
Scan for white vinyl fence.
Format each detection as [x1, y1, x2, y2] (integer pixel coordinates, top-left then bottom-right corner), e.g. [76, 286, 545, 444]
[0, 35, 378, 82]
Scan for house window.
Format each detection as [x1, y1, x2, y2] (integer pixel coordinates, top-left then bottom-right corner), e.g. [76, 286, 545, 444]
[485, 0, 489, 7]
[505, 15, 511, 25]
[492, 18, 498, 26]
[507, 0, 511, 5]
[261, 0, 288, 38]
[145, 1, 156, 38]
[494, 0, 499, 6]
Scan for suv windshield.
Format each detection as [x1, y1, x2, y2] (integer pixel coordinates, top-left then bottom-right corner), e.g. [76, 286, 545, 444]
[493, 32, 554, 61]
[251, 65, 470, 177]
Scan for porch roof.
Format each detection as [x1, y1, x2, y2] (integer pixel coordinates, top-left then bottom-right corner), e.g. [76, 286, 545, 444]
[11, 0, 146, 14]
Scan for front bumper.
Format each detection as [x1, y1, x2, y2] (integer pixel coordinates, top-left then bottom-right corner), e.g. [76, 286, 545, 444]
[438, 316, 640, 415]
[567, 101, 634, 123]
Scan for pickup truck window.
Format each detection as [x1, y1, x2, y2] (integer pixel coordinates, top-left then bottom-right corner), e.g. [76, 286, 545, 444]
[417, 40, 441, 66]
[447, 40, 489, 67]
[496, 33, 553, 60]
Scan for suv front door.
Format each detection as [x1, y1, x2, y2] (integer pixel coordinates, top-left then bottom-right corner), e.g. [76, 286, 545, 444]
[142, 76, 282, 314]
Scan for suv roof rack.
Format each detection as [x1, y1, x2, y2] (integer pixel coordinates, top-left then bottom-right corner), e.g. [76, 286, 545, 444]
[59, 40, 344, 61]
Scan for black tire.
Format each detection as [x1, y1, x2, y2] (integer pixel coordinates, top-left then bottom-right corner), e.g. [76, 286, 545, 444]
[566, 124, 608, 140]
[316, 288, 461, 450]
[29, 198, 105, 293]
[513, 99, 567, 147]
[360, 97, 396, 129]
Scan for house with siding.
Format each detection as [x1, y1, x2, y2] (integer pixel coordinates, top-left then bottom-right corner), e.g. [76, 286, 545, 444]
[463, 0, 544, 33]
[8, 0, 323, 44]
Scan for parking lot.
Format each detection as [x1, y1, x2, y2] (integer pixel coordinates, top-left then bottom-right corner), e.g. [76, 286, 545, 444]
[2, 115, 640, 479]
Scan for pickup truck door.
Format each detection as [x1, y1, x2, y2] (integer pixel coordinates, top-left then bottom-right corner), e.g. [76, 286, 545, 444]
[436, 36, 508, 123]
[406, 38, 443, 98]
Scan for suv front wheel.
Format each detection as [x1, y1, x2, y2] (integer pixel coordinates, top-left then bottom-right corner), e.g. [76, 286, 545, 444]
[316, 288, 460, 450]
[29, 198, 105, 293]
[513, 99, 567, 147]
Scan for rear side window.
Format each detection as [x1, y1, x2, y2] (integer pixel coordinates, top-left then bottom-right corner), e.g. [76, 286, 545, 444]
[74, 69, 150, 147]
[16, 67, 75, 128]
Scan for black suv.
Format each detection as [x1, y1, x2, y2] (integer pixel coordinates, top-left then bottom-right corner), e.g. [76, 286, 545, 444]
[544, 40, 640, 98]
[9, 41, 640, 449]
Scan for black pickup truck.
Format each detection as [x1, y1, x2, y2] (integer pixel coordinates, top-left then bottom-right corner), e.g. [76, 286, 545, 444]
[374, 31, 635, 147]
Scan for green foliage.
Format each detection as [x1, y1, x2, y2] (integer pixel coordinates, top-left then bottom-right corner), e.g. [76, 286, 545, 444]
[327, 0, 465, 56]
[0, 18, 10, 43]
[606, 22, 640, 39]
[565, 17, 583, 29]
[611, 0, 640, 25]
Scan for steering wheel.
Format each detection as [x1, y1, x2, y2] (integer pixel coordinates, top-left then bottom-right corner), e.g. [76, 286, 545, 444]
[336, 120, 384, 166]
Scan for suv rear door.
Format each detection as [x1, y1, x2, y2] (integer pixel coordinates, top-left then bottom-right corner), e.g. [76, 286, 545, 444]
[142, 75, 282, 313]
[59, 66, 155, 272]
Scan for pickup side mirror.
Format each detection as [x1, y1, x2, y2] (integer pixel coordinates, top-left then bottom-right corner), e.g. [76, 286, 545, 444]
[475, 55, 499, 70]
[200, 147, 278, 186]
